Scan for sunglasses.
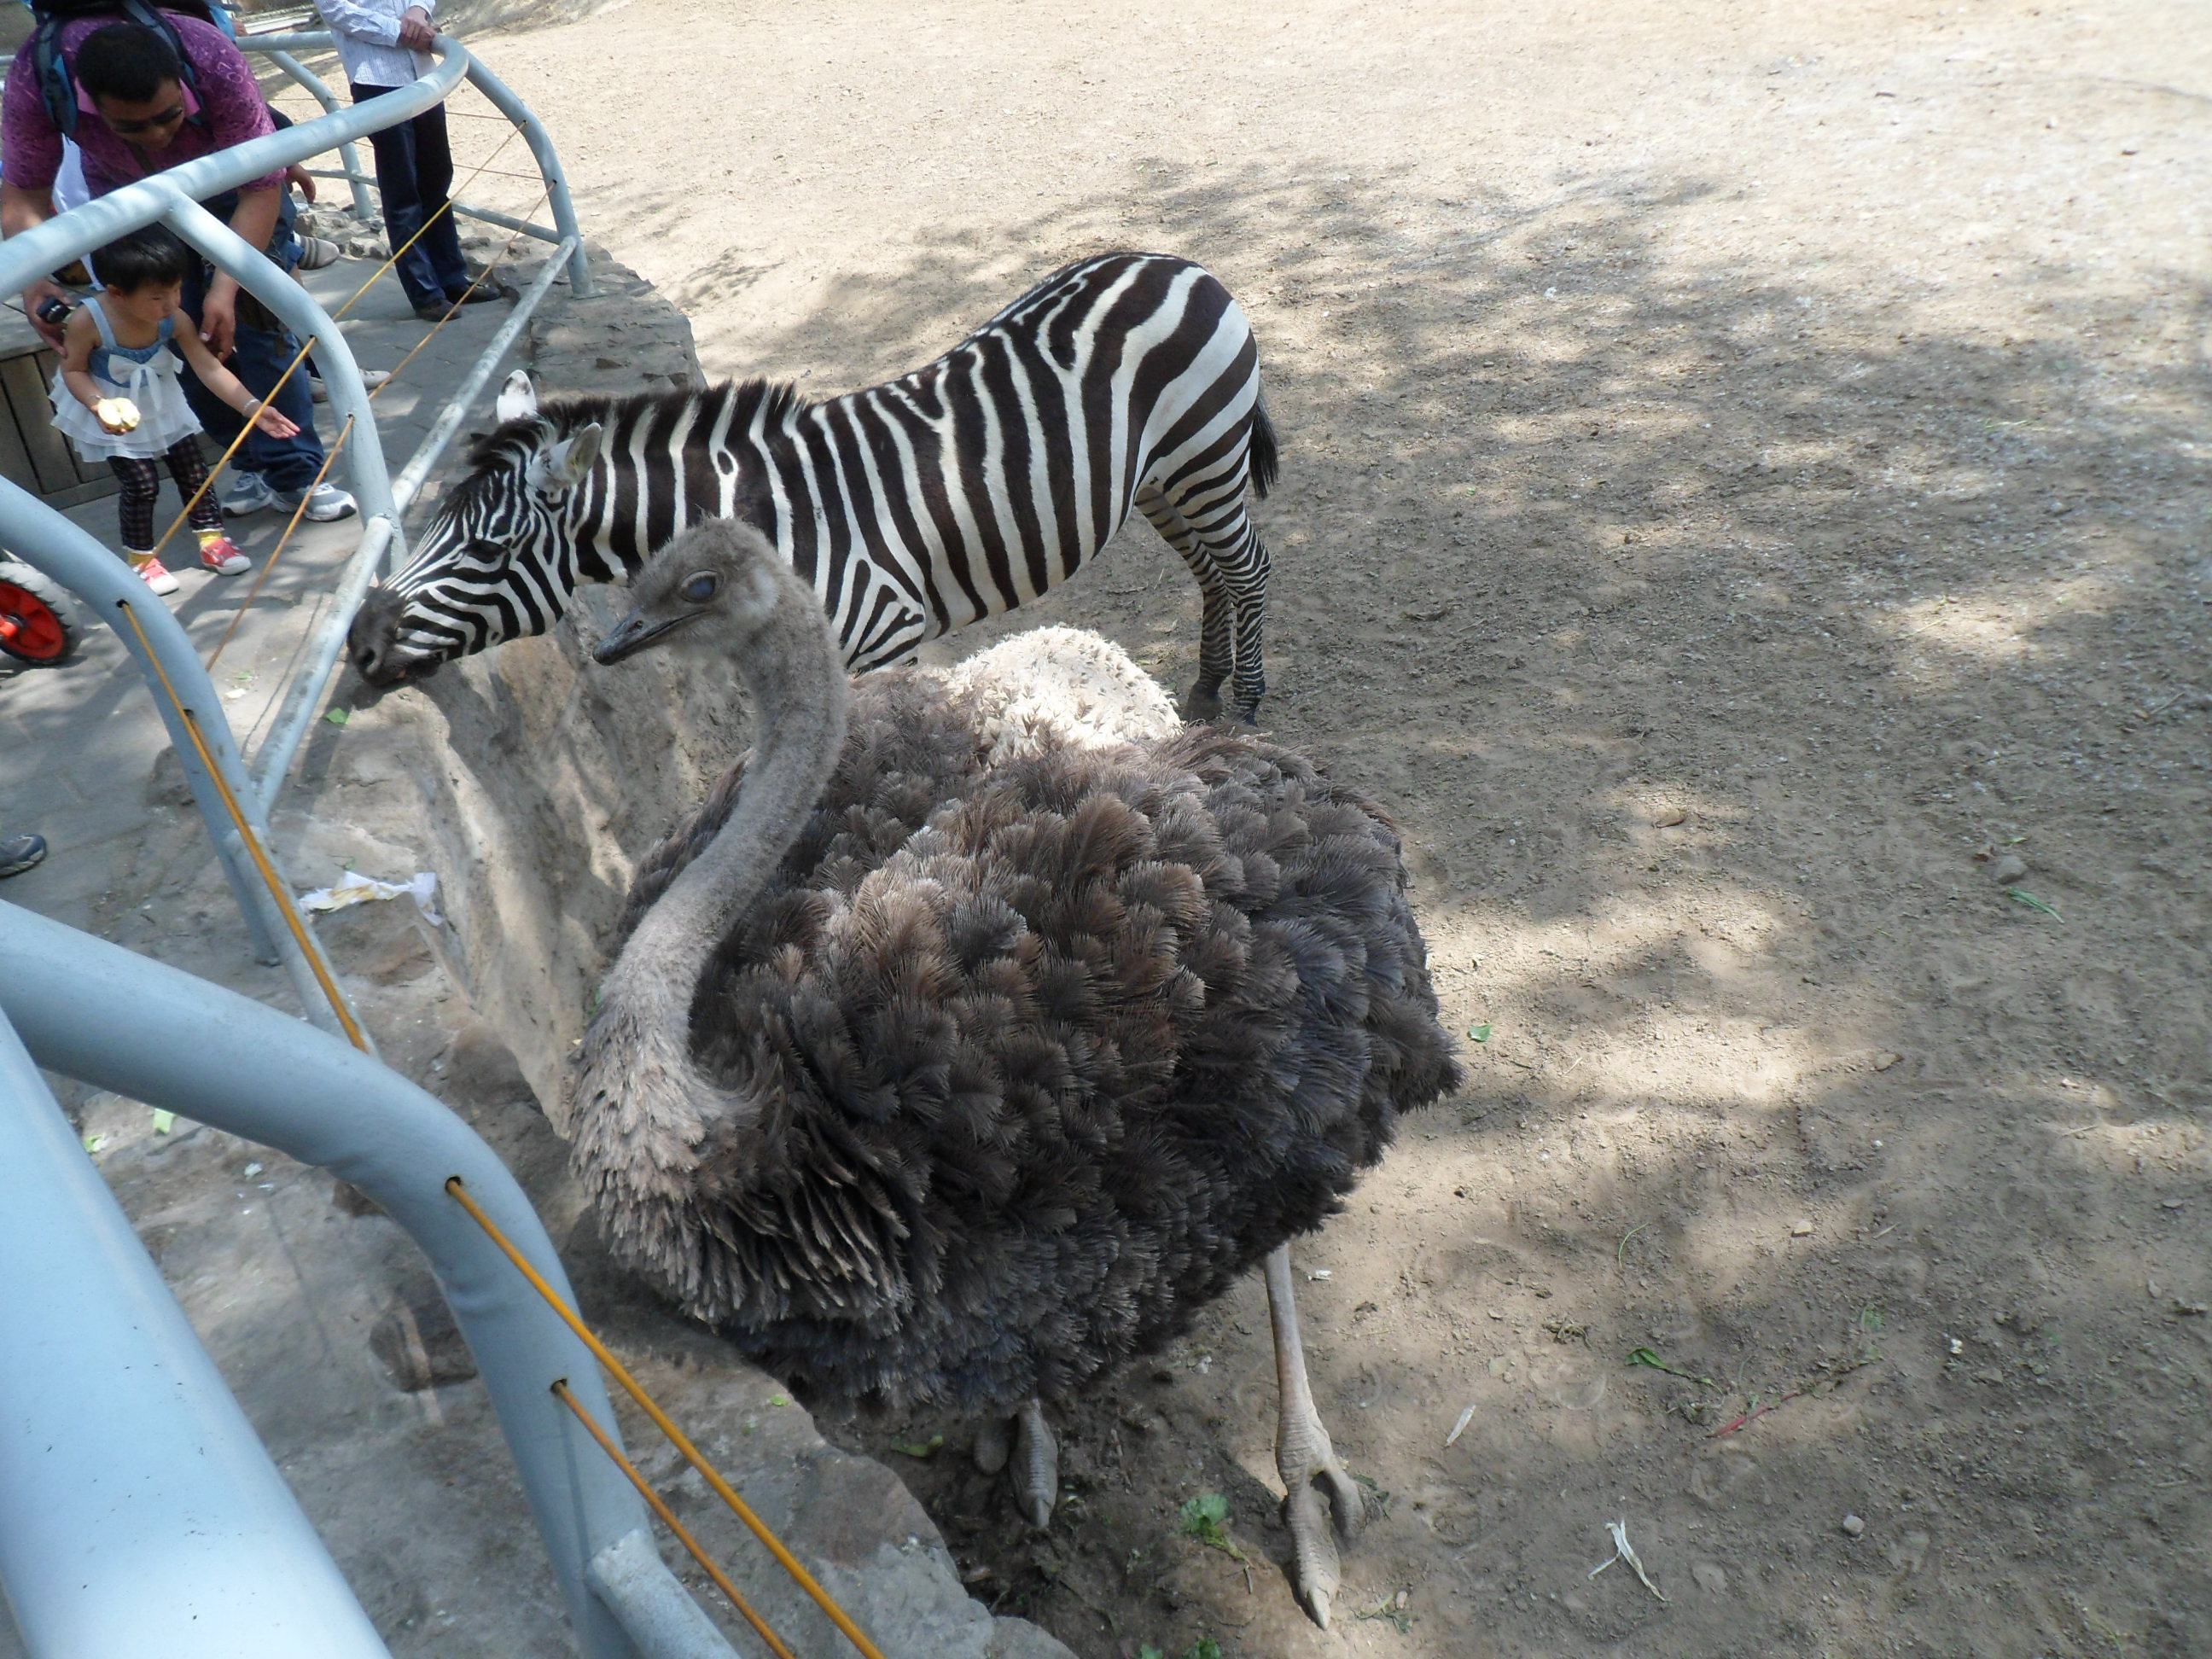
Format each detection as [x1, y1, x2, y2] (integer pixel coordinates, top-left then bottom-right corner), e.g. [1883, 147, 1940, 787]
[105, 103, 187, 136]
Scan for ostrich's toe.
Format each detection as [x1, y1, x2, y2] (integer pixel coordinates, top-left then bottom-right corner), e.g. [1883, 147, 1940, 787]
[973, 1414, 1012, 1474]
[1012, 1397, 1058, 1528]
[1181, 681, 1224, 723]
[1279, 1424, 1363, 1628]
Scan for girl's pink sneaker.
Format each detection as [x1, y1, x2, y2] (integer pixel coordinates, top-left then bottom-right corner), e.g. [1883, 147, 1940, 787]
[198, 536, 251, 576]
[126, 550, 180, 595]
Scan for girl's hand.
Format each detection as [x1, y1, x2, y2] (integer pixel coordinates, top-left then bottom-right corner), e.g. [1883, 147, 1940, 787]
[247, 400, 300, 439]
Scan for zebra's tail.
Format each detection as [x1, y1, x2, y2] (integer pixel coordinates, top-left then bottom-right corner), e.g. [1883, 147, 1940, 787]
[1248, 397, 1280, 499]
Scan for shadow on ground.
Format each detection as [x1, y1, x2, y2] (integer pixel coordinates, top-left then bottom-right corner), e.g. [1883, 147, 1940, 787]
[547, 157, 2212, 1659]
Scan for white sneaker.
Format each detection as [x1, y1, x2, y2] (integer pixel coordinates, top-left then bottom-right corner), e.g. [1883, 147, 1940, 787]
[219, 469, 277, 516]
[309, 369, 392, 405]
[276, 482, 358, 522]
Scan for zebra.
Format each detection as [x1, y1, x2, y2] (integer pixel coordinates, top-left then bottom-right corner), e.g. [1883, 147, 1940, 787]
[348, 252, 1280, 719]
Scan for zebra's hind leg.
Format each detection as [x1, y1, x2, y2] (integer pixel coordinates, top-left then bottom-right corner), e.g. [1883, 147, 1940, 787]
[1157, 475, 1270, 722]
[1136, 485, 1233, 721]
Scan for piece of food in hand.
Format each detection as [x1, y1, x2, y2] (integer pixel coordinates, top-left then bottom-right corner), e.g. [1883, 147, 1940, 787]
[96, 398, 141, 433]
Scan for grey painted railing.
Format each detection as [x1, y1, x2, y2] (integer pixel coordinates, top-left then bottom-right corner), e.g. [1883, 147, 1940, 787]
[0, 34, 588, 1036]
[0, 900, 739, 1659]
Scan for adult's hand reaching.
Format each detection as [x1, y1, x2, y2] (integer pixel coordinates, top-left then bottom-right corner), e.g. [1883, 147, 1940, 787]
[398, 7, 436, 50]
[201, 285, 238, 359]
[22, 278, 70, 350]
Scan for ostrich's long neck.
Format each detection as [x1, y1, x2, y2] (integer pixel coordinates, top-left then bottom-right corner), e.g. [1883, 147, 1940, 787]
[567, 592, 850, 1196]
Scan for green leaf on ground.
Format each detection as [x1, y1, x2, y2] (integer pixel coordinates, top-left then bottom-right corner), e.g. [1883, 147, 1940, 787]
[2008, 888, 2062, 918]
[1467, 1023, 1492, 1043]
[150, 1109, 176, 1134]
[323, 707, 349, 726]
[1627, 1347, 1718, 1387]
[1177, 1493, 1244, 1561]
[890, 1435, 944, 1459]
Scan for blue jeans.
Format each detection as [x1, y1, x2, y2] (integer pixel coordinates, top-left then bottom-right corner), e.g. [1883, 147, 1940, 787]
[174, 193, 324, 492]
[352, 84, 469, 311]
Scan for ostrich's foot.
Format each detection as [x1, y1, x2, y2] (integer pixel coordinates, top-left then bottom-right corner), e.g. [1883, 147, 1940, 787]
[1266, 1244, 1363, 1629]
[1012, 1397, 1058, 1528]
[1182, 680, 1225, 723]
[973, 1414, 1012, 1474]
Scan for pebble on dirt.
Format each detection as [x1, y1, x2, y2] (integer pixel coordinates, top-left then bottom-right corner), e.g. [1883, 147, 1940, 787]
[1842, 1514, 1867, 1538]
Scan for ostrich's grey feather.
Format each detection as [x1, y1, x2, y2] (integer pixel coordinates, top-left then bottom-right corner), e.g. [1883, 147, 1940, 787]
[598, 668, 1459, 1412]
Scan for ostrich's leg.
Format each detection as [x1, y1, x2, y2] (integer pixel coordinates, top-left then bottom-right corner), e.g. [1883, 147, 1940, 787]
[973, 1414, 1012, 1473]
[1012, 1397, 1058, 1528]
[1265, 1243, 1363, 1629]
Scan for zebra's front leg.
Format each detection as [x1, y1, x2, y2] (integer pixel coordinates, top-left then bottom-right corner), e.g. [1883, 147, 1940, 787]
[1137, 486, 1232, 721]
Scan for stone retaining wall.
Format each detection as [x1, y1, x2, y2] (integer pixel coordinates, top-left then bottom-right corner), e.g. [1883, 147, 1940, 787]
[318, 242, 1074, 1659]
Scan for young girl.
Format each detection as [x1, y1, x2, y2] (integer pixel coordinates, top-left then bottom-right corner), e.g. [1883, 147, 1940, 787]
[49, 225, 300, 596]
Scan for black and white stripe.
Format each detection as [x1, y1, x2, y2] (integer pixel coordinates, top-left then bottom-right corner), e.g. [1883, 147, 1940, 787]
[350, 252, 1279, 716]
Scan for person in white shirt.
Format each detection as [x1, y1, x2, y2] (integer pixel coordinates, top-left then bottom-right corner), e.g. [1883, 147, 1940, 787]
[311, 0, 495, 322]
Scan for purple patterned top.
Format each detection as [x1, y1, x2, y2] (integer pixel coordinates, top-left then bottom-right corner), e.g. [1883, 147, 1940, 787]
[2, 11, 282, 201]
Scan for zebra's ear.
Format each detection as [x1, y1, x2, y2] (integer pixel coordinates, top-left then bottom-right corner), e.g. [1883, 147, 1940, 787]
[527, 422, 603, 496]
[495, 370, 538, 423]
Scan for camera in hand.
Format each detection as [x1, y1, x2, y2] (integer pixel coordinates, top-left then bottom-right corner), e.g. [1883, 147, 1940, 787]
[35, 297, 73, 328]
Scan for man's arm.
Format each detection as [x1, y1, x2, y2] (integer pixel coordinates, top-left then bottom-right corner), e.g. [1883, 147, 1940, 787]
[197, 183, 282, 359]
[3, 59, 73, 346]
[2, 183, 73, 350]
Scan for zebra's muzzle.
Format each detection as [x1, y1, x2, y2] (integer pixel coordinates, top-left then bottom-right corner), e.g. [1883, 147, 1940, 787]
[347, 588, 446, 688]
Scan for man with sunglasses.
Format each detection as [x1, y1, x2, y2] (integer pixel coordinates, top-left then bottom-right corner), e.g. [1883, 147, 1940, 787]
[2, 16, 354, 521]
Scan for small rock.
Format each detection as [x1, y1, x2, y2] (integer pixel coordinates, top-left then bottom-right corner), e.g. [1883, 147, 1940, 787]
[1991, 854, 2028, 883]
[1842, 1514, 1867, 1538]
[1790, 1219, 1815, 1237]
[1487, 1307, 1505, 1320]
[1691, 1562, 1728, 1595]
[1654, 807, 1688, 828]
[1871, 1051, 1901, 1072]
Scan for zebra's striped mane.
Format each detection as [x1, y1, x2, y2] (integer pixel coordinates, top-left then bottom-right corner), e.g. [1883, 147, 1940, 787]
[462, 377, 810, 475]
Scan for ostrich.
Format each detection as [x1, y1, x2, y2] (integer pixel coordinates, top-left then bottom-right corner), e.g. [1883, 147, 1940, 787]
[568, 520, 1461, 1626]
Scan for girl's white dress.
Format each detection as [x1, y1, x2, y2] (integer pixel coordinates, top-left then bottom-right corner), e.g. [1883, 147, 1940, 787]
[47, 298, 204, 463]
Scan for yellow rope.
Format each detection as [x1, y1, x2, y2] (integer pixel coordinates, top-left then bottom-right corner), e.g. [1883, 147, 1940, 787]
[147, 329, 320, 562]
[116, 600, 370, 1051]
[445, 1177, 888, 1659]
[551, 1382, 801, 1659]
[207, 415, 353, 669]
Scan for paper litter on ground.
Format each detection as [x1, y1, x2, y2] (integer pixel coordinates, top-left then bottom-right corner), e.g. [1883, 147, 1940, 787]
[299, 870, 442, 925]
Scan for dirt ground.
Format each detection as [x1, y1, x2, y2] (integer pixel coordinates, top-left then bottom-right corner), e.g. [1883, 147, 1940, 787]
[482, 2, 2211, 1654]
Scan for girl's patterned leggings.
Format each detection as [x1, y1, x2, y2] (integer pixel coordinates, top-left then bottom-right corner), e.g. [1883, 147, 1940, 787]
[108, 439, 222, 551]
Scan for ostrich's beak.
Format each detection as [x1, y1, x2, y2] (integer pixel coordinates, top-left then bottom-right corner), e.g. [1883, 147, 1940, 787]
[593, 608, 695, 665]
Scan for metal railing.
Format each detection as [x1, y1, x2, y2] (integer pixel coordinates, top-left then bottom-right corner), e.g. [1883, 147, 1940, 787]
[0, 33, 587, 1041]
[0, 901, 738, 1659]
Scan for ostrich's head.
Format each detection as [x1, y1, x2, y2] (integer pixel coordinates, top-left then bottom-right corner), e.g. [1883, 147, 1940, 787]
[593, 519, 798, 667]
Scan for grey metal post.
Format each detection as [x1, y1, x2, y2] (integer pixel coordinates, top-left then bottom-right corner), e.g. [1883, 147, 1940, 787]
[0, 1005, 393, 1658]
[259, 45, 379, 218]
[247, 236, 577, 808]
[158, 192, 398, 527]
[460, 53, 595, 295]
[0, 478, 372, 1041]
[0, 902, 740, 1659]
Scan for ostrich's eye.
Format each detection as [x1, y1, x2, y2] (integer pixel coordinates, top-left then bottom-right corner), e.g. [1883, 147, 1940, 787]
[681, 572, 719, 604]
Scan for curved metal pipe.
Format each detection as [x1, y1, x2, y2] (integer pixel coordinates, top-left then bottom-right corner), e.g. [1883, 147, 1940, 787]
[0, 902, 739, 1659]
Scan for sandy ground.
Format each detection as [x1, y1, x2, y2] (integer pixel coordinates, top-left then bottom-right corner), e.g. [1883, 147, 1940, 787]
[248, 1, 2212, 1654]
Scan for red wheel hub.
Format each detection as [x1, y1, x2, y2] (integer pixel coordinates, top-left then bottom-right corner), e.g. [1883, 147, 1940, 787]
[0, 579, 69, 663]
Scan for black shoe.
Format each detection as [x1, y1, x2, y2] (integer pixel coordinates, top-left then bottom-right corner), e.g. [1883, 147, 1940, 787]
[412, 302, 453, 323]
[0, 833, 47, 879]
[445, 283, 503, 306]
